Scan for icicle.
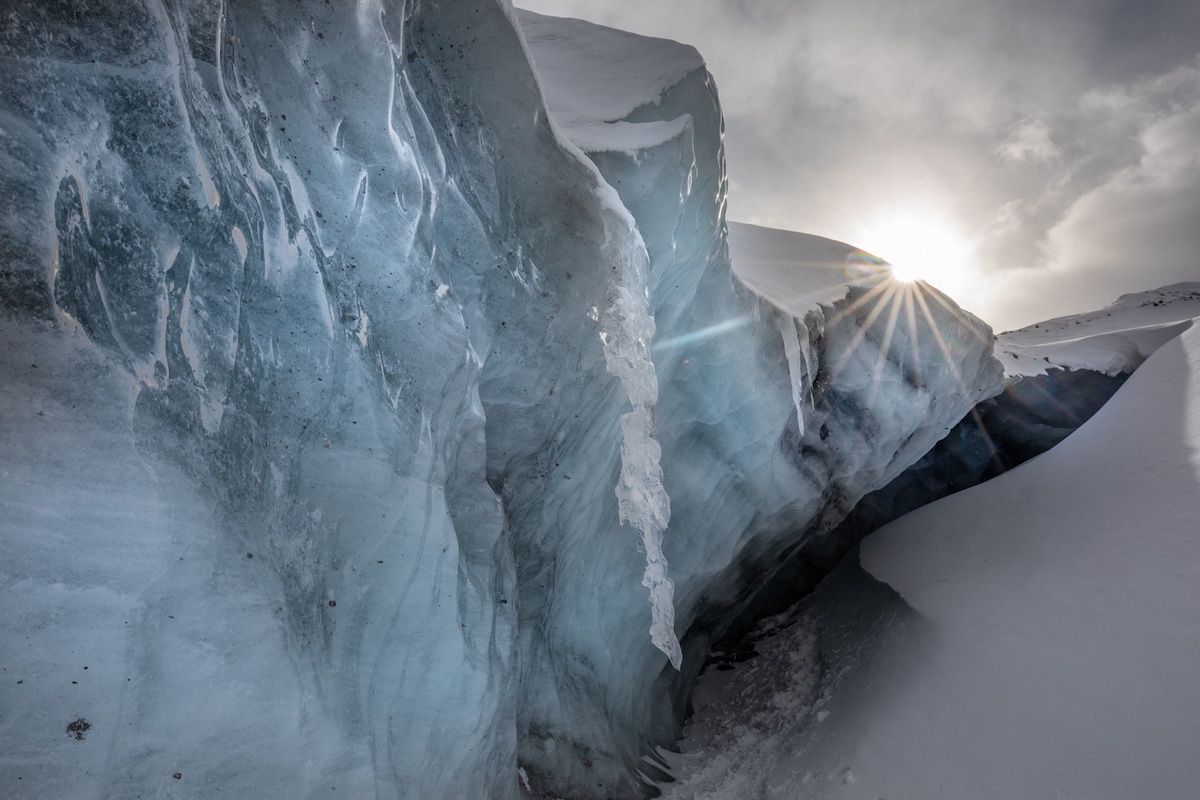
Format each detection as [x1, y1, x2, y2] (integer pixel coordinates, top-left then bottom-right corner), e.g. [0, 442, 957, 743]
[778, 315, 807, 437]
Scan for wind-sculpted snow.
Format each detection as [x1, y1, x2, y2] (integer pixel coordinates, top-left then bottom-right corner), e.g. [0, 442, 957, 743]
[0, 3, 1000, 798]
[994, 283, 1200, 377]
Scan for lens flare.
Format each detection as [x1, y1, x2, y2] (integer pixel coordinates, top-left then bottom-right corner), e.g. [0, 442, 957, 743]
[855, 213, 975, 299]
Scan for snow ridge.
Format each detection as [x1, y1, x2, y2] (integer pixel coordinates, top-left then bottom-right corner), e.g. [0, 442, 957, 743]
[996, 283, 1200, 377]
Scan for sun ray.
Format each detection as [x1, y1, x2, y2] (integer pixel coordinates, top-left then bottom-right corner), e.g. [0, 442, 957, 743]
[855, 212, 975, 300]
[967, 406, 1007, 476]
[864, 285, 906, 412]
[921, 282, 993, 347]
[825, 280, 894, 331]
[651, 315, 754, 354]
[903, 286, 924, 389]
[829, 281, 903, 383]
[911, 283, 973, 402]
[1014, 375, 1097, 428]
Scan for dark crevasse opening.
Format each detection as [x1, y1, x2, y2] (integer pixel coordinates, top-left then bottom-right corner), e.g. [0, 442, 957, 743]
[696, 366, 1128, 673]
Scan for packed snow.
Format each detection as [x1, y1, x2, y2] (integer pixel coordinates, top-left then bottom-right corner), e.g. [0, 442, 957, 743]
[728, 222, 892, 317]
[519, 9, 703, 130]
[847, 309, 1200, 799]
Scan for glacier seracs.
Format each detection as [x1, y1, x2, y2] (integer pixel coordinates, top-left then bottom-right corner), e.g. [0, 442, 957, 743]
[0, 3, 1000, 798]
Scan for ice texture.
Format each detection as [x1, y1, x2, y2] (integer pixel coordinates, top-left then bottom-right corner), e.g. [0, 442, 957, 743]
[0, 3, 1000, 798]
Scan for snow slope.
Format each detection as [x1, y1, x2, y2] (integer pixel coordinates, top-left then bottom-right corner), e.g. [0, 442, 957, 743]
[519, 9, 704, 153]
[728, 221, 891, 317]
[995, 282, 1200, 377]
[658, 291, 1200, 798]
[843, 314, 1200, 799]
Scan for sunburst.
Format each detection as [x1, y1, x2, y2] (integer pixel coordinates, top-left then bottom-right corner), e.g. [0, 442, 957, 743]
[855, 213, 975, 300]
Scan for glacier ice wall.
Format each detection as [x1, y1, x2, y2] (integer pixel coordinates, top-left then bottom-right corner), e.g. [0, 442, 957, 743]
[519, 17, 1002, 793]
[0, 3, 1001, 798]
[3, 1, 530, 796]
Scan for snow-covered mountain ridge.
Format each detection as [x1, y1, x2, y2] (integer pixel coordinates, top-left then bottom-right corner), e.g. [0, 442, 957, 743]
[995, 282, 1200, 377]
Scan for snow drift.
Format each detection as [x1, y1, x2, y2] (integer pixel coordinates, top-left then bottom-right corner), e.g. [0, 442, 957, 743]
[0, 3, 1000, 797]
[808, 292, 1200, 799]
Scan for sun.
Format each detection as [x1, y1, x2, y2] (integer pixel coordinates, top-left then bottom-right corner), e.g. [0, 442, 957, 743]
[855, 213, 975, 299]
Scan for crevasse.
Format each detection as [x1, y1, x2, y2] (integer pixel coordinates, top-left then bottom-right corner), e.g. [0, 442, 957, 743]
[0, 3, 1002, 799]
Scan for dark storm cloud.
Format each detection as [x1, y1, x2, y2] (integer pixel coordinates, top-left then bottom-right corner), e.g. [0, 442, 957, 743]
[517, 0, 1200, 329]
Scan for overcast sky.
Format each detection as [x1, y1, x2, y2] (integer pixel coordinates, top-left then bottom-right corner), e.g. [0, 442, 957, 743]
[517, 0, 1200, 330]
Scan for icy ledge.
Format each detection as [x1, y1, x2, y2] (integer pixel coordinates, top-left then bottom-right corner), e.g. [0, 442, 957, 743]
[1, 3, 999, 798]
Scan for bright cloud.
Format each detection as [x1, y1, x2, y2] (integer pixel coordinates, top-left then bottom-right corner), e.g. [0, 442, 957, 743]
[997, 118, 1058, 164]
[517, 0, 1200, 330]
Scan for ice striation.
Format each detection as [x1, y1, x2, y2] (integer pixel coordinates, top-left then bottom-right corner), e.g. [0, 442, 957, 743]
[0, 3, 1001, 798]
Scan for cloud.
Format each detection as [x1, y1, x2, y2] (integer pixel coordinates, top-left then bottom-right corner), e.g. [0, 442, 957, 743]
[997, 119, 1058, 164]
[976, 59, 1200, 327]
[1044, 104, 1200, 292]
[516, 0, 1200, 329]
